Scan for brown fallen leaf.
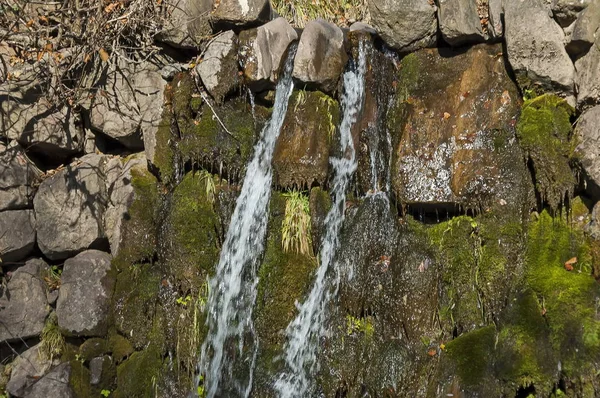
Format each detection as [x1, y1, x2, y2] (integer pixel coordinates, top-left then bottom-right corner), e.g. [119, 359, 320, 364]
[427, 348, 437, 357]
[99, 48, 110, 62]
[443, 112, 451, 120]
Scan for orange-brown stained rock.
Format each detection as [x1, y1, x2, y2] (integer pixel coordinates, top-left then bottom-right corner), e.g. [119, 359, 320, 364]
[273, 90, 340, 189]
[389, 44, 523, 209]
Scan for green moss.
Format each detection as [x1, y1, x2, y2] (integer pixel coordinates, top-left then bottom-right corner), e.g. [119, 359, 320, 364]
[79, 338, 109, 362]
[153, 82, 177, 185]
[112, 167, 159, 271]
[346, 315, 374, 338]
[109, 333, 134, 363]
[113, 345, 163, 398]
[525, 210, 600, 374]
[396, 53, 420, 101]
[516, 94, 576, 208]
[445, 325, 496, 386]
[69, 359, 92, 398]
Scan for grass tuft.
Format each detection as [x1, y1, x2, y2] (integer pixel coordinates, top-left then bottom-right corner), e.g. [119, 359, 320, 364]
[281, 191, 312, 256]
[271, 0, 368, 28]
[39, 312, 64, 361]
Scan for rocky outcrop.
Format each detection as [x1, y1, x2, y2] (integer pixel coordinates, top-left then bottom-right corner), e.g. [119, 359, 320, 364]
[239, 17, 298, 91]
[0, 259, 49, 343]
[0, 142, 42, 211]
[196, 30, 240, 103]
[292, 19, 346, 93]
[504, 0, 575, 94]
[34, 154, 109, 260]
[575, 40, 600, 108]
[56, 250, 114, 336]
[566, 2, 600, 58]
[575, 106, 600, 199]
[0, 210, 36, 262]
[488, 0, 503, 39]
[210, 0, 271, 28]
[552, 0, 592, 27]
[89, 61, 165, 151]
[6, 344, 53, 397]
[273, 90, 339, 188]
[155, 0, 214, 49]
[25, 363, 75, 398]
[438, 0, 485, 46]
[389, 44, 523, 208]
[368, 0, 437, 52]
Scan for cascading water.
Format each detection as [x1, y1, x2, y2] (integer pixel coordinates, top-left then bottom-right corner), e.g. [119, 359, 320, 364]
[198, 44, 297, 398]
[274, 41, 367, 398]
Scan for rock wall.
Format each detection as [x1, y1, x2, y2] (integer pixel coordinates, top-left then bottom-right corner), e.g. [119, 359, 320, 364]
[1, 0, 600, 397]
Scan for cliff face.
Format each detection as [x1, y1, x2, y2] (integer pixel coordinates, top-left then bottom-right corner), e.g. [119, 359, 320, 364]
[1, 0, 600, 397]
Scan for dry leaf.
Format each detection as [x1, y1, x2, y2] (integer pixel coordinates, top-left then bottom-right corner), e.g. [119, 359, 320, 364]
[84, 53, 91, 63]
[427, 348, 437, 357]
[104, 2, 118, 13]
[39, 16, 49, 24]
[565, 257, 577, 266]
[99, 48, 110, 62]
[443, 112, 451, 120]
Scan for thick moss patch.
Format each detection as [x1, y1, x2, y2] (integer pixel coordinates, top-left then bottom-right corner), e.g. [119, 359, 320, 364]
[517, 94, 576, 208]
[445, 325, 496, 386]
[113, 344, 163, 398]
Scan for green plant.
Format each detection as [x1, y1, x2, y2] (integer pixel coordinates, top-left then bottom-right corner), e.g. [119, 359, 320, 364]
[100, 390, 111, 397]
[176, 295, 192, 307]
[271, 0, 367, 27]
[39, 313, 64, 361]
[43, 265, 62, 290]
[345, 315, 374, 337]
[198, 170, 217, 204]
[281, 191, 312, 256]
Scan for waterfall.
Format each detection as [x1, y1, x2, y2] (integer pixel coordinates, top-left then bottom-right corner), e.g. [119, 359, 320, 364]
[274, 41, 367, 398]
[198, 44, 297, 398]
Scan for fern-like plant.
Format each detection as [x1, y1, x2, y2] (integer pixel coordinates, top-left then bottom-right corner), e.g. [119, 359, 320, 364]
[39, 312, 64, 361]
[282, 191, 313, 256]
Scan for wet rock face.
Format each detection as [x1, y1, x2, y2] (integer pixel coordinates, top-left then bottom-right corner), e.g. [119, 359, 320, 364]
[368, 0, 437, 52]
[56, 250, 114, 336]
[0, 142, 41, 211]
[155, 0, 214, 49]
[196, 30, 240, 103]
[438, 0, 485, 46]
[0, 209, 36, 262]
[89, 61, 165, 152]
[239, 17, 298, 91]
[210, 0, 271, 28]
[34, 154, 109, 260]
[389, 44, 522, 209]
[504, 0, 575, 94]
[292, 19, 347, 94]
[273, 90, 339, 188]
[0, 259, 49, 343]
[575, 105, 600, 199]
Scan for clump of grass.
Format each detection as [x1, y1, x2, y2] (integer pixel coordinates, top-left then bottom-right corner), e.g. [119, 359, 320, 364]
[272, 0, 368, 28]
[39, 312, 64, 361]
[281, 191, 312, 256]
[197, 170, 217, 204]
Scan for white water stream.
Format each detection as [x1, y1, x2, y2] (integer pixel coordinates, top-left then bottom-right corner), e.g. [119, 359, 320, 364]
[274, 42, 367, 398]
[198, 45, 297, 398]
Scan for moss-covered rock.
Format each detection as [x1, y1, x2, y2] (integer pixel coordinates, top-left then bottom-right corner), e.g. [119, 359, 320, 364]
[445, 325, 496, 386]
[273, 90, 339, 188]
[109, 332, 134, 363]
[79, 338, 109, 362]
[113, 344, 163, 398]
[516, 94, 577, 208]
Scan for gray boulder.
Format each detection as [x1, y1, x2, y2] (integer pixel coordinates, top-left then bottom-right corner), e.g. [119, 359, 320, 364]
[552, 0, 592, 27]
[24, 363, 74, 398]
[566, 2, 600, 58]
[292, 19, 347, 93]
[575, 40, 600, 107]
[575, 106, 600, 199]
[89, 61, 165, 151]
[368, 0, 437, 52]
[210, 0, 271, 28]
[196, 30, 240, 103]
[0, 142, 41, 211]
[488, 0, 504, 39]
[6, 344, 53, 397]
[34, 154, 109, 260]
[0, 210, 35, 263]
[438, 0, 485, 46]
[239, 17, 298, 91]
[156, 0, 213, 49]
[56, 250, 114, 336]
[586, 201, 600, 240]
[504, 0, 575, 94]
[0, 259, 49, 343]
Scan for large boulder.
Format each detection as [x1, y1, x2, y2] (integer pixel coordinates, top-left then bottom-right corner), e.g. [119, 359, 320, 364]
[0, 259, 49, 343]
[566, 2, 600, 58]
[0, 210, 36, 263]
[389, 44, 524, 208]
[368, 0, 437, 52]
[6, 344, 52, 397]
[89, 61, 166, 151]
[196, 30, 240, 103]
[24, 363, 74, 398]
[438, 0, 485, 46]
[0, 142, 41, 211]
[210, 0, 271, 28]
[575, 40, 600, 108]
[56, 250, 114, 336]
[575, 106, 600, 199]
[504, 0, 575, 94]
[239, 17, 298, 91]
[155, 0, 213, 49]
[488, 0, 504, 39]
[273, 90, 339, 188]
[552, 0, 592, 27]
[34, 154, 109, 260]
[292, 19, 347, 93]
